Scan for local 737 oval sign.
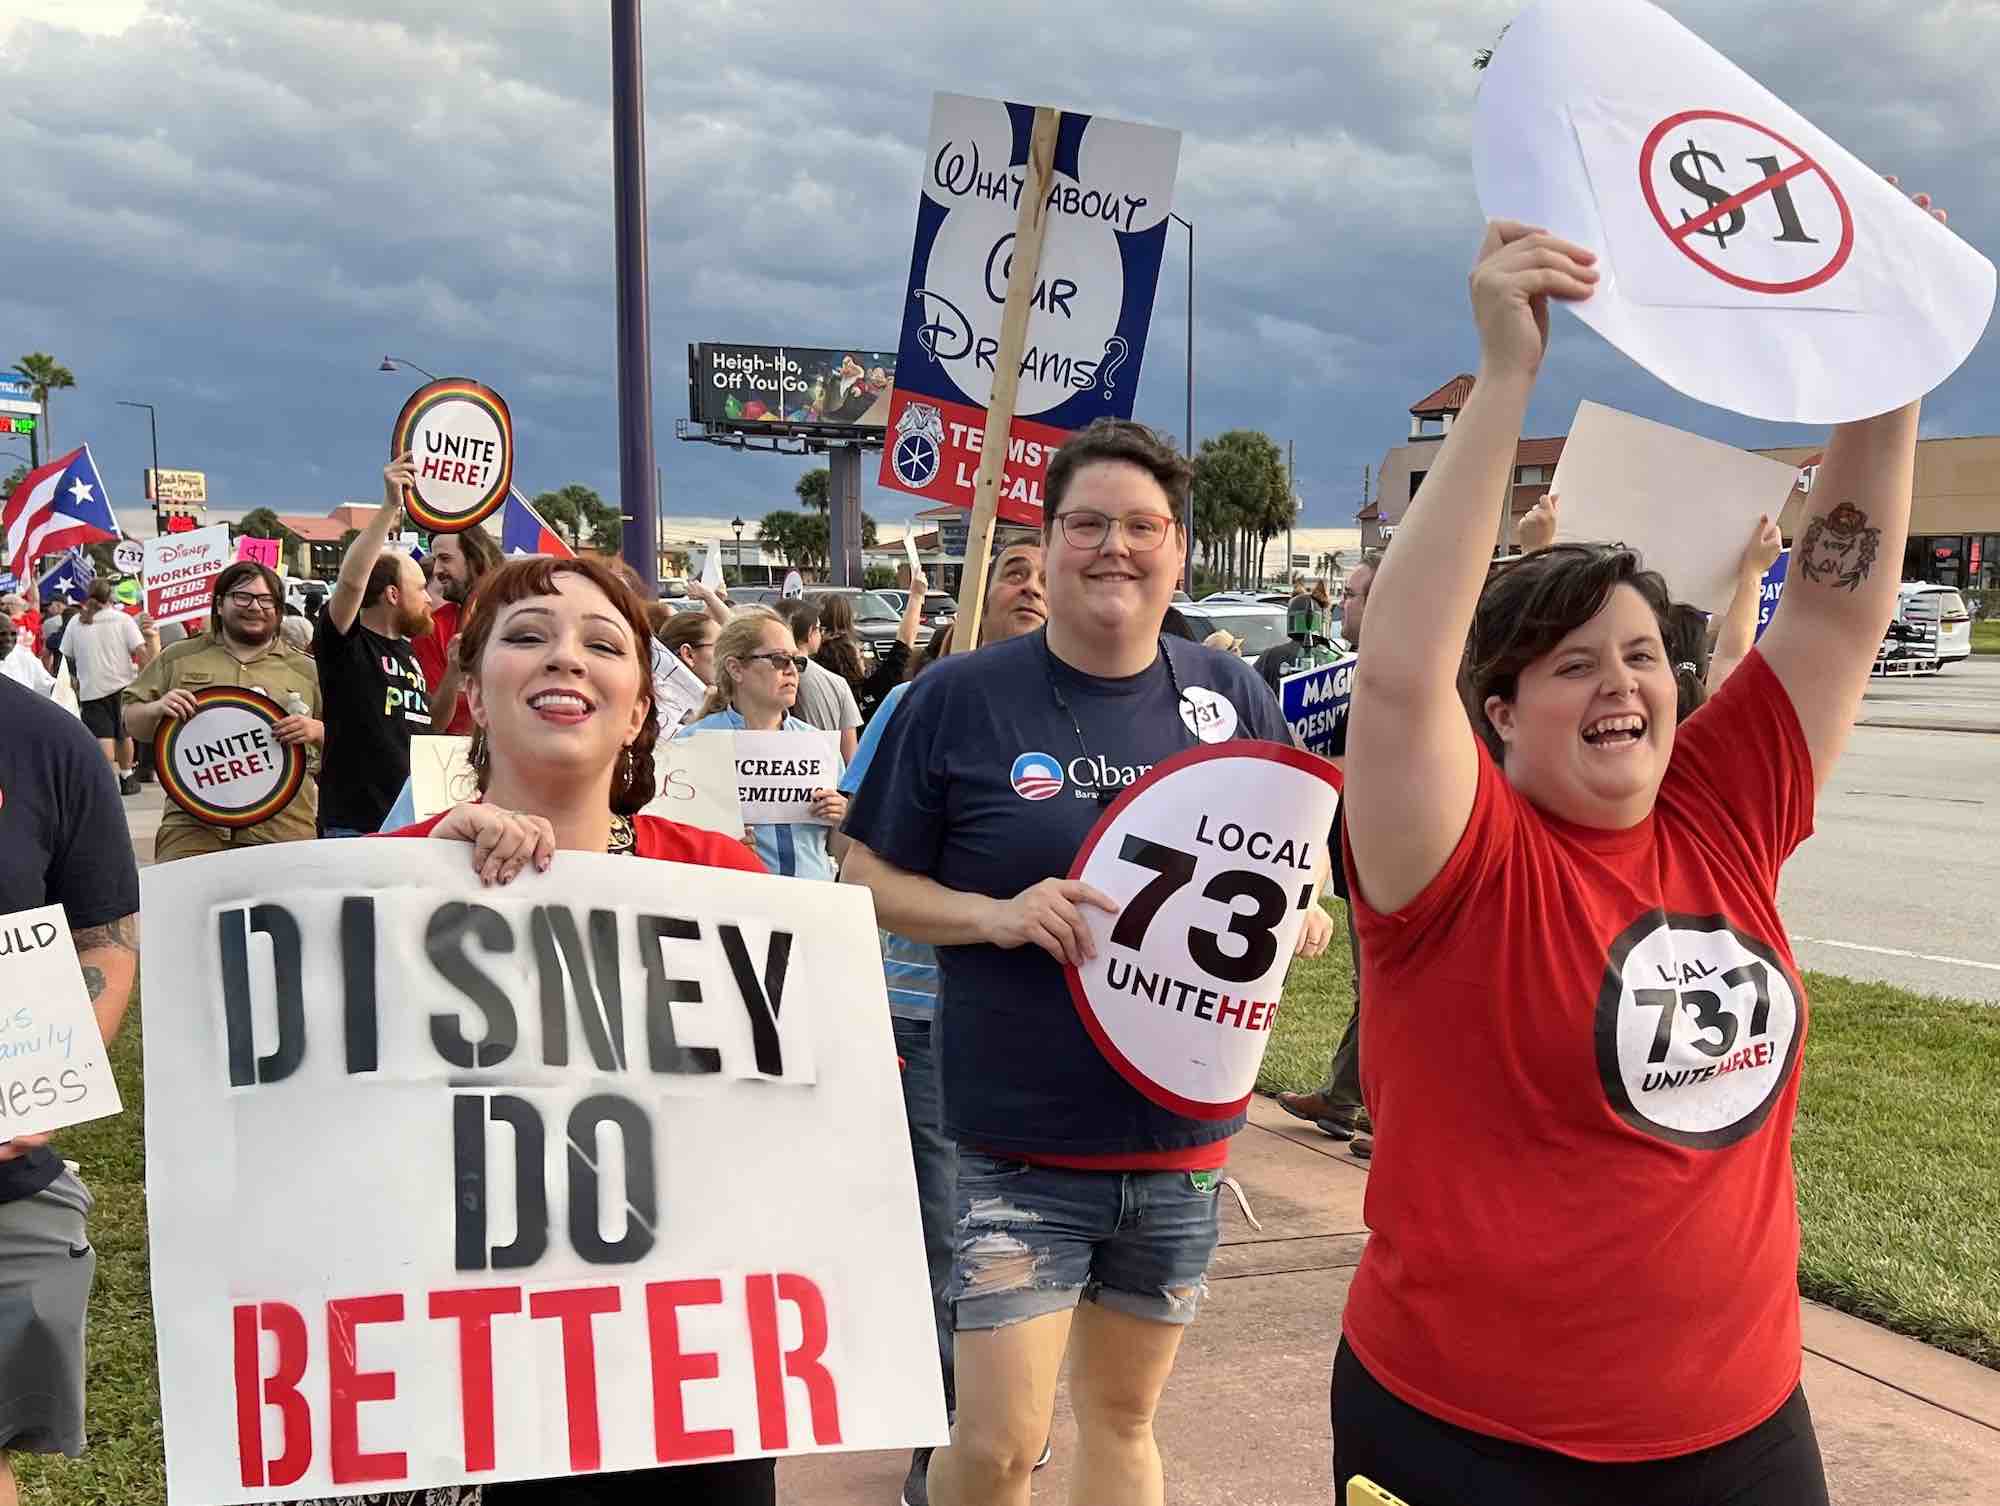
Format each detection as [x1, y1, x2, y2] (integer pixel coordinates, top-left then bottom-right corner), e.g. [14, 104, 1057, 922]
[154, 687, 307, 828]
[390, 377, 514, 533]
[1065, 743, 1341, 1119]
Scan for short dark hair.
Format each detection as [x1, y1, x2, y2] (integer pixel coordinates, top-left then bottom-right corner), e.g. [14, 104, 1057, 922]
[780, 598, 821, 643]
[362, 553, 407, 608]
[441, 524, 501, 581]
[210, 560, 285, 636]
[1465, 544, 1675, 759]
[1664, 602, 1711, 722]
[1042, 419, 1191, 532]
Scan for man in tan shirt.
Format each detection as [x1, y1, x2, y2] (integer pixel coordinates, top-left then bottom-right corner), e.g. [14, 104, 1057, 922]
[124, 561, 324, 862]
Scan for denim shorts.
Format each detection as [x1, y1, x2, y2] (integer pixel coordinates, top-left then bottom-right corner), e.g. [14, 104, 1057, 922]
[945, 1152, 1222, 1331]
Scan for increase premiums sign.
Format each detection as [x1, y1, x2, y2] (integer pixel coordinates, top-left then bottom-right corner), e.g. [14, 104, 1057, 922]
[142, 841, 945, 1503]
[878, 93, 1180, 521]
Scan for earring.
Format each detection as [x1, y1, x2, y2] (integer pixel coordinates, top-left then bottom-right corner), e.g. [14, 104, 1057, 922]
[621, 745, 634, 783]
[470, 736, 489, 771]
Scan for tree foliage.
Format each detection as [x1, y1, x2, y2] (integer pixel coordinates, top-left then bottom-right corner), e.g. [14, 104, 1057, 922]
[14, 352, 75, 460]
[233, 507, 296, 543]
[795, 467, 830, 512]
[1191, 429, 1295, 589]
[757, 509, 823, 573]
[531, 484, 623, 549]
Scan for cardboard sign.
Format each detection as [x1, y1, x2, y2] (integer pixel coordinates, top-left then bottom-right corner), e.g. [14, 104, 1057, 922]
[699, 544, 725, 590]
[112, 538, 145, 574]
[143, 524, 231, 628]
[408, 734, 746, 839]
[1549, 402, 1803, 612]
[901, 531, 923, 581]
[679, 729, 840, 827]
[390, 378, 515, 532]
[1472, 0, 1995, 424]
[655, 653, 709, 730]
[1756, 548, 1789, 641]
[234, 535, 280, 569]
[1278, 654, 1358, 757]
[1065, 744, 1341, 1119]
[140, 840, 945, 1503]
[878, 93, 1181, 519]
[0, 904, 123, 1140]
[154, 688, 307, 828]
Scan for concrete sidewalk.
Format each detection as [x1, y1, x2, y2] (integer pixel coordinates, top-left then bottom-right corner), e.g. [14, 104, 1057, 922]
[784, 1097, 2000, 1505]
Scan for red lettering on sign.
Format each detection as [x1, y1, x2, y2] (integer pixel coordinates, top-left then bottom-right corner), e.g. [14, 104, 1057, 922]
[745, 1273, 842, 1450]
[233, 1302, 312, 1488]
[327, 1294, 408, 1484]
[529, 1286, 622, 1471]
[428, 1286, 522, 1472]
[1243, 1000, 1267, 1032]
[646, 1278, 736, 1463]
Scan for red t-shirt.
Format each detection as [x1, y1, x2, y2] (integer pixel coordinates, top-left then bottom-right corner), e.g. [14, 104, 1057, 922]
[386, 809, 767, 875]
[1341, 649, 1813, 1463]
[410, 601, 473, 736]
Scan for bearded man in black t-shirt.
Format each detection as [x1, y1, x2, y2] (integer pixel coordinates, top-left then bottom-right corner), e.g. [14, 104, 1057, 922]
[313, 454, 434, 835]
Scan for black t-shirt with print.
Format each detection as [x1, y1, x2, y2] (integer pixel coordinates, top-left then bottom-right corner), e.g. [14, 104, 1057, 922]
[0, 679, 141, 1203]
[313, 611, 431, 833]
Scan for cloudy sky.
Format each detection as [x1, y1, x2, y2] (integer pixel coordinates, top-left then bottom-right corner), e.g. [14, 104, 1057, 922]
[2, 0, 1995, 544]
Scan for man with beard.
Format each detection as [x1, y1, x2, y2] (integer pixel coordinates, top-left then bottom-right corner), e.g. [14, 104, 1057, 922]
[413, 521, 501, 735]
[125, 561, 324, 863]
[312, 454, 434, 835]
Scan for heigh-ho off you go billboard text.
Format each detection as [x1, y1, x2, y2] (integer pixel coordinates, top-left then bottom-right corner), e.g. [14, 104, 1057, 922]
[688, 344, 899, 436]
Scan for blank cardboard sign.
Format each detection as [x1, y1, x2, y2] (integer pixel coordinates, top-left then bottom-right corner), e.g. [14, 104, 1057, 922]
[1550, 402, 1802, 612]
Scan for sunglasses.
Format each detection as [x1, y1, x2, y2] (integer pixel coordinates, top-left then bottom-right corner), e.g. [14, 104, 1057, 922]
[743, 652, 808, 673]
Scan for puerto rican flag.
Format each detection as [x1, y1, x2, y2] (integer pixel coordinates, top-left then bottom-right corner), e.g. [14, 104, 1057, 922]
[4, 446, 117, 582]
[501, 486, 574, 558]
[36, 547, 95, 605]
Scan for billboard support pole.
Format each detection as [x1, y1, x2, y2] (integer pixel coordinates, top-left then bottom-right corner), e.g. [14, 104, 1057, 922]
[950, 105, 1059, 651]
[829, 445, 863, 587]
[610, 0, 658, 594]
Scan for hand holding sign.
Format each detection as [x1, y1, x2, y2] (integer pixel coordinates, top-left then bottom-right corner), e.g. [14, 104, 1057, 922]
[390, 378, 515, 532]
[154, 687, 308, 828]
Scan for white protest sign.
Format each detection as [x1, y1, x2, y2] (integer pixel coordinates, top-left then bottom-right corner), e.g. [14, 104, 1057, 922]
[409, 734, 745, 838]
[142, 841, 944, 1503]
[1065, 744, 1341, 1119]
[901, 531, 922, 582]
[391, 378, 515, 533]
[656, 653, 710, 730]
[699, 545, 725, 591]
[113, 538, 145, 575]
[154, 688, 308, 828]
[1473, 0, 1995, 423]
[781, 570, 804, 601]
[0, 904, 122, 1140]
[1550, 402, 1803, 612]
[143, 524, 231, 628]
[682, 729, 840, 827]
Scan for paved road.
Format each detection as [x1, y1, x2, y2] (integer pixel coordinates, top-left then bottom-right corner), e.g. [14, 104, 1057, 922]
[1857, 651, 2000, 732]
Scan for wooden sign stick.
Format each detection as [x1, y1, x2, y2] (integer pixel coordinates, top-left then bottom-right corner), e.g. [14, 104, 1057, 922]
[950, 105, 1060, 651]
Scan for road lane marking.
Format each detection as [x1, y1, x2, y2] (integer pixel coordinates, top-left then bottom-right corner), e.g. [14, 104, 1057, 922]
[1792, 936, 2000, 975]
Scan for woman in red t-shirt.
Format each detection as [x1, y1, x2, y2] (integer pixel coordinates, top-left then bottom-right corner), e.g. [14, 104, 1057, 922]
[1337, 202, 1945, 1506]
[383, 554, 773, 1506]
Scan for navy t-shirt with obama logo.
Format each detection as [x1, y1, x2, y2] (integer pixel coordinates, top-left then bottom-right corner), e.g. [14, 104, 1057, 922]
[844, 628, 1289, 1165]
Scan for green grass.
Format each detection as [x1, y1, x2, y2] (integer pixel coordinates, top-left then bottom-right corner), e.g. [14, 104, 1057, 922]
[1257, 904, 2000, 1371]
[17, 939, 1999, 1501]
[1971, 619, 2000, 654]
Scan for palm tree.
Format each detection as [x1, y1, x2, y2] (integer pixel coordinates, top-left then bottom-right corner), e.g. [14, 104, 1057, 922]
[14, 352, 76, 464]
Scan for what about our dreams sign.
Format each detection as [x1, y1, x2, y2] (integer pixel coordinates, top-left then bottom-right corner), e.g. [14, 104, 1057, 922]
[154, 688, 306, 828]
[391, 379, 515, 533]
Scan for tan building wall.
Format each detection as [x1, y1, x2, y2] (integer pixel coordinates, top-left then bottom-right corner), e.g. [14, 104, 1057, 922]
[1760, 435, 2000, 539]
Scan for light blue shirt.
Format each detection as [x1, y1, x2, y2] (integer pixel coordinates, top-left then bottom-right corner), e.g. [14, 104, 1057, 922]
[837, 680, 937, 1017]
[685, 709, 843, 882]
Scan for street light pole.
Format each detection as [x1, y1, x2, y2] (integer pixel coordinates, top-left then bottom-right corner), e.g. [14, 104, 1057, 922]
[732, 516, 744, 582]
[379, 356, 440, 383]
[1170, 212, 1195, 594]
[117, 400, 160, 535]
[610, 0, 659, 593]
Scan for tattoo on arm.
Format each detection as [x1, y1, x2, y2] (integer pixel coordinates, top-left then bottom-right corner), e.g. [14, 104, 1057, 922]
[81, 965, 107, 1002]
[1796, 501, 1881, 593]
[74, 913, 139, 1004]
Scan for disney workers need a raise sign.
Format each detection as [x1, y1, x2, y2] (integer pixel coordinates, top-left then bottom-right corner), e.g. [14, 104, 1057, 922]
[390, 378, 515, 532]
[154, 687, 307, 828]
[1066, 743, 1342, 1119]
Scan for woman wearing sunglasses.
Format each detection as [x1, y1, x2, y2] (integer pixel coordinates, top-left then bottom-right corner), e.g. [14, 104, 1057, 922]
[686, 607, 848, 880]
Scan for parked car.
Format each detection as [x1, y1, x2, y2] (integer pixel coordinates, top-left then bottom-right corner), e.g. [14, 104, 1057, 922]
[1173, 602, 1292, 658]
[805, 586, 933, 660]
[1896, 583, 1972, 665]
[1199, 590, 1292, 607]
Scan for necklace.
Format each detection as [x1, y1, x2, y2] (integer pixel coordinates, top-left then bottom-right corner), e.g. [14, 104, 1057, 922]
[1040, 629, 1196, 804]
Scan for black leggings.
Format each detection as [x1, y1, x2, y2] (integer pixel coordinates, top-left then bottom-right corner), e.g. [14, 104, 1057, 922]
[1332, 1340, 1829, 1506]
[483, 1458, 776, 1505]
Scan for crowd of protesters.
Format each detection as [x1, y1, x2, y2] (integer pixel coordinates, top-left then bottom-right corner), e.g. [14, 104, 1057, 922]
[0, 199, 1952, 1506]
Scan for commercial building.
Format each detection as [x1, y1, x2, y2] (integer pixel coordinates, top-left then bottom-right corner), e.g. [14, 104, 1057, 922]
[1365, 375, 2000, 590]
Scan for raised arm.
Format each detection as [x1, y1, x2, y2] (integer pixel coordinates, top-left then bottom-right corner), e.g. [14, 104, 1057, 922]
[329, 455, 414, 633]
[687, 578, 733, 627]
[1707, 513, 1782, 694]
[1345, 223, 1599, 913]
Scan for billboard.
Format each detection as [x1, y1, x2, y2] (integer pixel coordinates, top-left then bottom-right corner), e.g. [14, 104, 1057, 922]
[687, 343, 898, 434]
[146, 468, 208, 505]
[877, 94, 1181, 521]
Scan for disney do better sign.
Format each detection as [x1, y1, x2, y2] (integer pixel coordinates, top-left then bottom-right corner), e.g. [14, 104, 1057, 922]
[1066, 744, 1341, 1119]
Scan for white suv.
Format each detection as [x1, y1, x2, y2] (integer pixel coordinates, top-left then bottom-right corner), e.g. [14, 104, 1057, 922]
[1895, 583, 1973, 666]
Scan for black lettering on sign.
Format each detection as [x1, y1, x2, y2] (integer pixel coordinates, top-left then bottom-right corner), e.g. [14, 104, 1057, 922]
[719, 925, 792, 1077]
[637, 915, 722, 1076]
[219, 903, 306, 1087]
[531, 906, 626, 1072]
[453, 1092, 549, 1272]
[427, 903, 519, 1069]
[567, 1094, 657, 1265]
[340, 897, 379, 1075]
